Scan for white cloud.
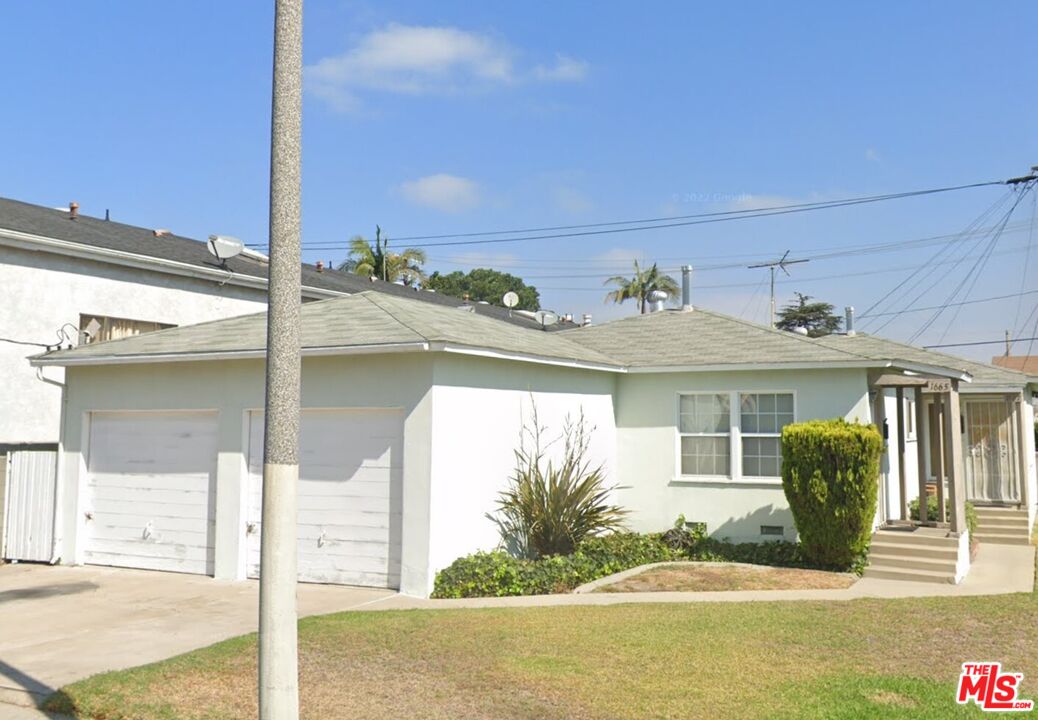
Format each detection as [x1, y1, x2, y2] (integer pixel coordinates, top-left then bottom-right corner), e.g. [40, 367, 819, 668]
[399, 174, 481, 213]
[306, 24, 587, 110]
[534, 54, 590, 82]
[865, 147, 881, 163]
[552, 186, 594, 215]
[592, 248, 646, 269]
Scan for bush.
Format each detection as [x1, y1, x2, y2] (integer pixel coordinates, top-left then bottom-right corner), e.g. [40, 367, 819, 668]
[909, 497, 978, 538]
[781, 419, 883, 569]
[433, 521, 833, 598]
[492, 409, 627, 559]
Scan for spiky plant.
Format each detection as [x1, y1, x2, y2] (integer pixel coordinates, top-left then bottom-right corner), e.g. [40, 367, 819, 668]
[604, 260, 679, 314]
[492, 407, 627, 559]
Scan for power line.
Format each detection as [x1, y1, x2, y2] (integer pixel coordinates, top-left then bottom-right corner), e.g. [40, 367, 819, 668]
[0, 336, 50, 348]
[253, 179, 1008, 250]
[924, 336, 1038, 349]
[859, 288, 1038, 318]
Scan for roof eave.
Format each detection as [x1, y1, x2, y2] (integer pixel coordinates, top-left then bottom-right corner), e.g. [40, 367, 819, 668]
[29, 341, 431, 367]
[0, 226, 343, 300]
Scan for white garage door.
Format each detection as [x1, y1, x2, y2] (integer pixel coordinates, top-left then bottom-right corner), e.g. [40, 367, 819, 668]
[84, 412, 218, 575]
[246, 409, 403, 588]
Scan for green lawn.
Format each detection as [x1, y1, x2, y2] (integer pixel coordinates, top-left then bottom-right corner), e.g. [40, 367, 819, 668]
[46, 580, 1038, 720]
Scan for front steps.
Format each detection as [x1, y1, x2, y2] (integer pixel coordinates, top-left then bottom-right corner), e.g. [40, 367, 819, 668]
[973, 506, 1033, 546]
[865, 526, 959, 584]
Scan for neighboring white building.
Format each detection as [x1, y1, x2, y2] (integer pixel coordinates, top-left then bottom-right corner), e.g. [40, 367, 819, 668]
[30, 288, 1038, 596]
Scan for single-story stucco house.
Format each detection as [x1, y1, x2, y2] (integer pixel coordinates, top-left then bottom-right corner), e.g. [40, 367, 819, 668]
[29, 278, 1038, 596]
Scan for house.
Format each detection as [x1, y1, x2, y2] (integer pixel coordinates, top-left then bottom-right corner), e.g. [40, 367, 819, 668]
[0, 196, 559, 563]
[992, 354, 1038, 376]
[27, 271, 1038, 596]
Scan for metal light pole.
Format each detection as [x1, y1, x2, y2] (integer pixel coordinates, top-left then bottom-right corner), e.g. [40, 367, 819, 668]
[259, 1, 303, 718]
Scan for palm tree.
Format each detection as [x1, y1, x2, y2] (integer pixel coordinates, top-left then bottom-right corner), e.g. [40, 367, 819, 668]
[604, 260, 679, 314]
[337, 226, 427, 285]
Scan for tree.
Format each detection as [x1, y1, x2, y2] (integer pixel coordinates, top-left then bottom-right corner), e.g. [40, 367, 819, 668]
[338, 226, 427, 285]
[604, 261, 679, 314]
[425, 268, 540, 310]
[776, 292, 842, 337]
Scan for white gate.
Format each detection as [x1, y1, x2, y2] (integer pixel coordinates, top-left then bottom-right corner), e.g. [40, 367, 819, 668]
[963, 398, 1019, 503]
[2, 450, 58, 562]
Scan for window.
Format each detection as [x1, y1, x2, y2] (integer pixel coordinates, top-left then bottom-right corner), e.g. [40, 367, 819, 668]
[740, 393, 794, 477]
[79, 314, 175, 344]
[760, 525, 785, 537]
[679, 394, 731, 476]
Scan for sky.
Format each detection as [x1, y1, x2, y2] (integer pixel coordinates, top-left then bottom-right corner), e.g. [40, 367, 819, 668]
[1, 1, 1036, 360]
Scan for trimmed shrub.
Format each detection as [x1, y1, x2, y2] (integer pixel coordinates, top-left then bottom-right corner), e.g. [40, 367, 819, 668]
[781, 419, 883, 569]
[909, 497, 978, 539]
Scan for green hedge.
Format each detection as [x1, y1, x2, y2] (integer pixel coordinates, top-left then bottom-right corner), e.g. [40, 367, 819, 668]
[432, 524, 812, 599]
[781, 419, 883, 569]
[909, 497, 978, 539]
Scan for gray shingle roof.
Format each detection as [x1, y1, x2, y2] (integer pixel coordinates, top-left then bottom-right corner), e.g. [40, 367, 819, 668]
[0, 196, 559, 331]
[558, 308, 872, 367]
[32, 292, 619, 368]
[813, 333, 1029, 387]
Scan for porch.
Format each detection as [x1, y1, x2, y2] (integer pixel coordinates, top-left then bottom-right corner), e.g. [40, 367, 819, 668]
[865, 374, 1034, 583]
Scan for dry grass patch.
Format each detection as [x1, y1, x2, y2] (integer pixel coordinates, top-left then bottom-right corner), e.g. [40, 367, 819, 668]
[45, 591, 1038, 719]
[592, 562, 856, 593]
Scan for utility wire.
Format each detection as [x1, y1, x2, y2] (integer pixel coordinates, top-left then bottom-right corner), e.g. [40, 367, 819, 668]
[859, 190, 1016, 333]
[910, 186, 1032, 344]
[257, 179, 1007, 250]
[1012, 190, 1038, 338]
[924, 336, 1038, 349]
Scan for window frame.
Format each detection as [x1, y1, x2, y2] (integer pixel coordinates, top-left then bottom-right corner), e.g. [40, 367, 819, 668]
[674, 389, 797, 485]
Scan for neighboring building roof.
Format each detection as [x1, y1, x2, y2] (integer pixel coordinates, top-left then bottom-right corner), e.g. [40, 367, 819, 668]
[814, 333, 1029, 388]
[991, 354, 1038, 377]
[0, 196, 557, 331]
[32, 291, 620, 370]
[557, 307, 925, 370]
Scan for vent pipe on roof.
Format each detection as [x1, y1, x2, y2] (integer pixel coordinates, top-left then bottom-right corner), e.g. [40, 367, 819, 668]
[648, 290, 668, 313]
[69, 201, 79, 220]
[681, 265, 693, 311]
[845, 306, 856, 336]
[582, 313, 592, 326]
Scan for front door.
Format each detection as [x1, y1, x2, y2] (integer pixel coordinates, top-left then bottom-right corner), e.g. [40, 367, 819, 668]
[962, 398, 1020, 503]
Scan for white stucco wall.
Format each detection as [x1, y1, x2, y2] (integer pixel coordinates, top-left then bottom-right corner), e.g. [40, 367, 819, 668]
[1024, 399, 1037, 531]
[55, 354, 435, 594]
[1, 245, 269, 444]
[426, 355, 618, 596]
[613, 368, 872, 542]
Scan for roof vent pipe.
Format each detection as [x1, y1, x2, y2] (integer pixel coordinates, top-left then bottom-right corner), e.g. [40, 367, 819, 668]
[681, 264, 693, 311]
[69, 201, 79, 220]
[582, 313, 592, 326]
[845, 306, 855, 336]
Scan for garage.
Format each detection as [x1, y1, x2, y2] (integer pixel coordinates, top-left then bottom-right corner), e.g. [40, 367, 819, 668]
[83, 411, 218, 575]
[245, 409, 404, 589]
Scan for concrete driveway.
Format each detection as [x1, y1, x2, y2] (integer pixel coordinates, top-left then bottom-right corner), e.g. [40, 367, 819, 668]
[0, 563, 394, 711]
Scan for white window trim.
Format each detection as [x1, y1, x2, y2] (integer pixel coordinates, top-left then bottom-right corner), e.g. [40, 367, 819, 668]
[673, 389, 797, 486]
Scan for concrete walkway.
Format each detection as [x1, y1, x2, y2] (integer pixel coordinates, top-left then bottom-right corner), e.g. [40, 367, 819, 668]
[0, 564, 392, 713]
[364, 542, 1035, 610]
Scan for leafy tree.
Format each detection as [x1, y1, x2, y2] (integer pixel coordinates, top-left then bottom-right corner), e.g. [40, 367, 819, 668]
[338, 226, 427, 285]
[776, 292, 842, 337]
[604, 260, 679, 314]
[425, 268, 540, 310]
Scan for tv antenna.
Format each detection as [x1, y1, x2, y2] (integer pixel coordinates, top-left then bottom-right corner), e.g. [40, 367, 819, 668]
[747, 250, 810, 328]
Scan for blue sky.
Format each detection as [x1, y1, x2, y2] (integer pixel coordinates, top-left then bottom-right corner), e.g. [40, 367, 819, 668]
[2, 1, 1036, 359]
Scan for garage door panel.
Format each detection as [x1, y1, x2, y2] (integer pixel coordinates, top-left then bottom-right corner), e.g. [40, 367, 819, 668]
[87, 486, 213, 506]
[85, 412, 217, 576]
[246, 409, 403, 588]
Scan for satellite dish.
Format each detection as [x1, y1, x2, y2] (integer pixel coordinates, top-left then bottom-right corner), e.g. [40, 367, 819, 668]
[207, 235, 244, 267]
[502, 291, 519, 308]
[533, 310, 559, 328]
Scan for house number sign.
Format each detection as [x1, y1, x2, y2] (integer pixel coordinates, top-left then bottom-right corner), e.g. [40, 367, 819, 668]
[926, 379, 952, 393]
